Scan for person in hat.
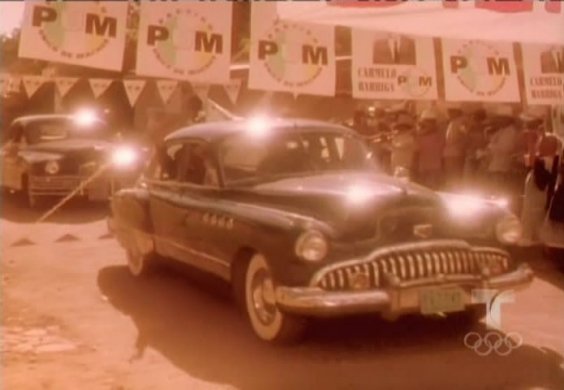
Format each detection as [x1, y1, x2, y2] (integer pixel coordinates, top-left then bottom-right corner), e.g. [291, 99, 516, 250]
[415, 108, 445, 189]
[443, 103, 468, 190]
[388, 112, 416, 176]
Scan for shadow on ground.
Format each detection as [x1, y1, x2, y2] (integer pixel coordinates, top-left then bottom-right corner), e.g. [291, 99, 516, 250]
[98, 265, 564, 390]
[1, 192, 109, 224]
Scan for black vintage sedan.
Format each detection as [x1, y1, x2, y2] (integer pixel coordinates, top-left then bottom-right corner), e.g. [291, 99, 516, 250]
[1, 113, 142, 207]
[108, 118, 533, 343]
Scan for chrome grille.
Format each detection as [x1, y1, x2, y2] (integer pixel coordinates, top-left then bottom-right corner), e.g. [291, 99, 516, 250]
[314, 241, 510, 291]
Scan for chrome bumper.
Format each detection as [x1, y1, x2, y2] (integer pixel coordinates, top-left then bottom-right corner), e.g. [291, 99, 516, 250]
[275, 263, 533, 317]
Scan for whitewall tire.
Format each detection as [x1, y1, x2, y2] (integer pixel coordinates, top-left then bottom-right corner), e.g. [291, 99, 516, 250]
[243, 253, 305, 343]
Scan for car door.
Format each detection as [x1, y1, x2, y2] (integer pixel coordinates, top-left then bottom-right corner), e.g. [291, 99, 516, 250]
[148, 139, 230, 280]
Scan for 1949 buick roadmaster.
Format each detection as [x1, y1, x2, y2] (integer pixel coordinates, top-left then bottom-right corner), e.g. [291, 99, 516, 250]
[1, 113, 142, 207]
[108, 118, 533, 343]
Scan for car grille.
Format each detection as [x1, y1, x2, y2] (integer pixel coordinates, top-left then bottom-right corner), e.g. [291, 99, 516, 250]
[314, 241, 510, 291]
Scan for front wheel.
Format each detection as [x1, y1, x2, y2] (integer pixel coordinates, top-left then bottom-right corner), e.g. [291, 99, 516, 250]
[126, 241, 157, 277]
[241, 253, 306, 343]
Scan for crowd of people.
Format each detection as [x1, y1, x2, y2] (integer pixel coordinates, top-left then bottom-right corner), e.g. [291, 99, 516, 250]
[352, 102, 564, 248]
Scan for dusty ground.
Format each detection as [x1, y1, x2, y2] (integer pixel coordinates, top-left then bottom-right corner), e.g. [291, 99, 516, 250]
[1, 197, 564, 390]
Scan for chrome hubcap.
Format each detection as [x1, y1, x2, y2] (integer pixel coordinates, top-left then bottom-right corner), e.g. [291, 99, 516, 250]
[250, 269, 277, 326]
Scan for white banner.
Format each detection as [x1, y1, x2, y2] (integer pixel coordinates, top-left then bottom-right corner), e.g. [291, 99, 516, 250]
[123, 79, 146, 107]
[157, 80, 178, 104]
[278, 1, 564, 46]
[89, 78, 113, 98]
[55, 77, 78, 97]
[249, 3, 336, 96]
[224, 78, 243, 104]
[22, 75, 47, 98]
[352, 29, 438, 100]
[522, 43, 564, 105]
[18, 1, 128, 71]
[136, 2, 232, 83]
[441, 38, 520, 102]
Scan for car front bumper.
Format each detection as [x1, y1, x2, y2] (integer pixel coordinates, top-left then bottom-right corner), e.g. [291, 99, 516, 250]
[275, 263, 533, 317]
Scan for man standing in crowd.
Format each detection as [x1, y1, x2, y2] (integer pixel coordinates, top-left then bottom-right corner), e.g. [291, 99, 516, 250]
[520, 106, 563, 244]
[463, 108, 488, 188]
[443, 103, 467, 190]
[483, 104, 519, 197]
[415, 109, 445, 189]
[388, 112, 416, 177]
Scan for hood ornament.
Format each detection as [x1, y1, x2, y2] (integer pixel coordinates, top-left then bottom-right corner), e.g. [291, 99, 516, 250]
[413, 223, 433, 239]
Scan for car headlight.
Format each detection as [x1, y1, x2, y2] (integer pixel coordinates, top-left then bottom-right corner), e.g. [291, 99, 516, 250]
[495, 215, 523, 245]
[112, 146, 138, 169]
[44, 161, 60, 175]
[295, 230, 328, 262]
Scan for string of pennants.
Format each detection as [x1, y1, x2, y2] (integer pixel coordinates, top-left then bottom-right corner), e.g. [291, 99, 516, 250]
[0, 73, 244, 107]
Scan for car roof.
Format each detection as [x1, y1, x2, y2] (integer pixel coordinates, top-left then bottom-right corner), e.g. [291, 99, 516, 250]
[12, 114, 74, 126]
[165, 118, 357, 143]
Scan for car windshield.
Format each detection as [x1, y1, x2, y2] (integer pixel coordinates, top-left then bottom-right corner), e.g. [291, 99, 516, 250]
[220, 129, 378, 186]
[24, 118, 111, 144]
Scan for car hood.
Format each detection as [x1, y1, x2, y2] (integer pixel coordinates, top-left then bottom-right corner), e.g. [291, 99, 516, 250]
[234, 172, 447, 240]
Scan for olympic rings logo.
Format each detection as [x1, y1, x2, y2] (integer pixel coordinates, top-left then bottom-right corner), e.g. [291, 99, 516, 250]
[463, 331, 523, 356]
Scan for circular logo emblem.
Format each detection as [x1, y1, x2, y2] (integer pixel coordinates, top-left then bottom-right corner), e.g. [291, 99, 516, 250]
[262, 21, 324, 88]
[455, 41, 507, 97]
[152, 9, 216, 77]
[399, 67, 433, 98]
[38, 2, 110, 59]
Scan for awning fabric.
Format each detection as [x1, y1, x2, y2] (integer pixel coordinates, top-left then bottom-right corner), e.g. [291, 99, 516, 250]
[277, 1, 564, 46]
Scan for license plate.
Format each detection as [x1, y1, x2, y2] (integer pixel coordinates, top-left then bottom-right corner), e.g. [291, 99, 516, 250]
[419, 288, 464, 314]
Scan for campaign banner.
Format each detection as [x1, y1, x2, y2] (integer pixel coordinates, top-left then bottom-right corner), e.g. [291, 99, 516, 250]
[136, 2, 232, 83]
[522, 43, 564, 105]
[441, 38, 520, 102]
[249, 3, 336, 96]
[18, 1, 128, 71]
[352, 29, 438, 100]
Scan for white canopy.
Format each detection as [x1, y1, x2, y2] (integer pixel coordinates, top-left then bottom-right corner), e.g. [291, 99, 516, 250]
[277, 1, 564, 46]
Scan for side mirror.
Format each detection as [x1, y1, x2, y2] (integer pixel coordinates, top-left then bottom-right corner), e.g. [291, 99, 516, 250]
[393, 166, 410, 182]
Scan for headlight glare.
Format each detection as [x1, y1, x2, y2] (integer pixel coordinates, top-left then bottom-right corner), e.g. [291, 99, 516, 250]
[295, 230, 328, 262]
[44, 160, 60, 175]
[495, 215, 522, 245]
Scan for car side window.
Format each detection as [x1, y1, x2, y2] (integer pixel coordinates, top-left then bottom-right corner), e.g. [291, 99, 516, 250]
[173, 141, 219, 187]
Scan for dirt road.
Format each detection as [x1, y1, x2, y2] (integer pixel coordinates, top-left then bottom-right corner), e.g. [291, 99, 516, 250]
[2, 199, 564, 389]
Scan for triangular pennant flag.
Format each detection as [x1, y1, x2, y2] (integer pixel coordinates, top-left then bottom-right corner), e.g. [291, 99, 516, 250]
[55, 234, 80, 243]
[89, 78, 113, 98]
[7, 75, 21, 93]
[22, 75, 47, 98]
[224, 79, 242, 105]
[192, 83, 210, 104]
[123, 79, 146, 107]
[55, 77, 78, 97]
[157, 80, 178, 104]
[0, 73, 7, 95]
[11, 238, 35, 247]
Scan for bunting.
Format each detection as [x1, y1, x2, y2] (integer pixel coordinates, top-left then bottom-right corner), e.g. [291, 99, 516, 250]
[22, 75, 48, 98]
[123, 79, 146, 106]
[55, 77, 79, 97]
[156, 80, 178, 104]
[89, 78, 113, 98]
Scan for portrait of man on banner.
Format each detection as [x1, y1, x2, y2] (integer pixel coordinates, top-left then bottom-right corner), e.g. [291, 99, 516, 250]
[372, 34, 416, 66]
[540, 46, 564, 74]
